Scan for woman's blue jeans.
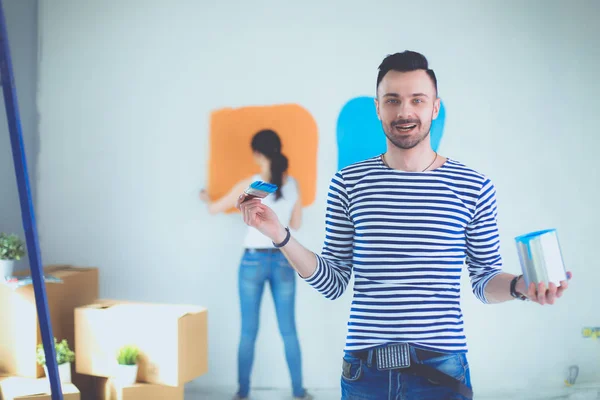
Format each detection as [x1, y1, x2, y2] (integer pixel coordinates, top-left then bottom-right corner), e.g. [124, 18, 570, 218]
[236, 249, 305, 398]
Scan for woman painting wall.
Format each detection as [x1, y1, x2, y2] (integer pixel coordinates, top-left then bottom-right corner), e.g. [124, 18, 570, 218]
[200, 129, 312, 400]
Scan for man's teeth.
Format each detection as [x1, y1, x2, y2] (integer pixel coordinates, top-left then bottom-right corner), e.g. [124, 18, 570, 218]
[398, 125, 417, 130]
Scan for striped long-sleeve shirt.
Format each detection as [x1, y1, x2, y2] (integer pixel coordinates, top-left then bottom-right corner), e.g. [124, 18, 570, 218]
[304, 156, 503, 353]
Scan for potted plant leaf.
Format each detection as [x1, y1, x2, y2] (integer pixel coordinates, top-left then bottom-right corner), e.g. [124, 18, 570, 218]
[0, 232, 25, 278]
[36, 337, 75, 383]
[115, 344, 139, 385]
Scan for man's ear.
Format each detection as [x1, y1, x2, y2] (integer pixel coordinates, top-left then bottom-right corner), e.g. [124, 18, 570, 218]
[432, 97, 441, 120]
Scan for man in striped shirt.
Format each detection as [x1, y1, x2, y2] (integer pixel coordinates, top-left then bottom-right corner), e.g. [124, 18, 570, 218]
[237, 51, 572, 399]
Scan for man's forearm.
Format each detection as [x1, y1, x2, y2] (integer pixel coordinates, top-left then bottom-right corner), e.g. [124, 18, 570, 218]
[484, 272, 519, 303]
[272, 225, 318, 279]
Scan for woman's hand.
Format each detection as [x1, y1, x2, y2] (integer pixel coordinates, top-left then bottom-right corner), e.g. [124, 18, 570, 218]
[199, 189, 210, 203]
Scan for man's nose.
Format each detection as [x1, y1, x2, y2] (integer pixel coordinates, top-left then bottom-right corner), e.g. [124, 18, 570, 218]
[396, 102, 415, 120]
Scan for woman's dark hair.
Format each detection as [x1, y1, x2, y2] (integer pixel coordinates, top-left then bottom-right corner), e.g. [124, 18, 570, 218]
[251, 129, 288, 200]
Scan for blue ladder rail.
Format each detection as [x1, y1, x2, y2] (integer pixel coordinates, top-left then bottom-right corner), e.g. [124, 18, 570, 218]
[0, 1, 63, 399]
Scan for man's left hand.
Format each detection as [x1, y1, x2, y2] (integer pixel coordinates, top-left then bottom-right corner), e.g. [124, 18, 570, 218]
[516, 271, 572, 305]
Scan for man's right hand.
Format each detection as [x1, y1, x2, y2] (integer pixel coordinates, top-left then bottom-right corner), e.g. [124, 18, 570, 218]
[237, 194, 319, 278]
[236, 194, 287, 243]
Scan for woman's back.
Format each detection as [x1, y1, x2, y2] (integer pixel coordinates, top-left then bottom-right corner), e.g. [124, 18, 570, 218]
[243, 174, 299, 249]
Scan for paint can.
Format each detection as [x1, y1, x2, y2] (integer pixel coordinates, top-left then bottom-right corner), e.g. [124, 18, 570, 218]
[515, 229, 567, 287]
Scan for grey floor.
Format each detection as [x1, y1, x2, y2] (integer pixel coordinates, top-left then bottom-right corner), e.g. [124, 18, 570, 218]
[184, 386, 600, 400]
[185, 387, 336, 400]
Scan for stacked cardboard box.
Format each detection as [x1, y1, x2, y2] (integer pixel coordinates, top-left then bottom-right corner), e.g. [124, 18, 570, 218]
[95, 378, 185, 400]
[0, 266, 99, 399]
[75, 300, 208, 399]
[0, 376, 80, 400]
[0, 266, 209, 399]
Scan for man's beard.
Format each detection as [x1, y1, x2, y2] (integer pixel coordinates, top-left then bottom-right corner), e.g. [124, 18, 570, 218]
[383, 118, 432, 150]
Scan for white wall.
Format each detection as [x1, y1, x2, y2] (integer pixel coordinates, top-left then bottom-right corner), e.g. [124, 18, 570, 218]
[36, 0, 600, 396]
[0, 0, 38, 273]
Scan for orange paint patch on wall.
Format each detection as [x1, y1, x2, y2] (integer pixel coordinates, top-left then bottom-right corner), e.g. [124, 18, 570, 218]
[207, 104, 318, 213]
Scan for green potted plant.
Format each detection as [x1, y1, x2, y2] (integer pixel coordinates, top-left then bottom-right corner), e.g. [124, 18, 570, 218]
[115, 344, 139, 385]
[36, 337, 75, 384]
[0, 232, 25, 278]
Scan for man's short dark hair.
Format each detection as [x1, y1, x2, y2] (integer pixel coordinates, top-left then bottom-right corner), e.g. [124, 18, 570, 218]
[376, 51, 438, 95]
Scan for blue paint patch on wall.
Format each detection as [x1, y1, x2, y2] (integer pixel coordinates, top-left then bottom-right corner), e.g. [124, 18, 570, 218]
[336, 97, 384, 171]
[336, 97, 446, 170]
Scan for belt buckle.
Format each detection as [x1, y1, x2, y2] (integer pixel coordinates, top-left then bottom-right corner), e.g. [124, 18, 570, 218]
[376, 343, 411, 370]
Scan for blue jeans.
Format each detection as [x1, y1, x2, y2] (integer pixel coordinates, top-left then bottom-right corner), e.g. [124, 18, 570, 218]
[237, 249, 305, 398]
[341, 345, 472, 400]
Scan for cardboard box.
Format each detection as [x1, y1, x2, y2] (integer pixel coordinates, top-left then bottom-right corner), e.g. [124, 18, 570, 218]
[97, 378, 183, 400]
[0, 377, 80, 400]
[0, 266, 99, 379]
[75, 300, 207, 387]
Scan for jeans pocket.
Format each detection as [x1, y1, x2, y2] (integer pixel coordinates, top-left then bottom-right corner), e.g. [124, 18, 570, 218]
[240, 253, 261, 279]
[341, 354, 363, 382]
[421, 353, 467, 385]
[277, 258, 295, 282]
[241, 250, 262, 263]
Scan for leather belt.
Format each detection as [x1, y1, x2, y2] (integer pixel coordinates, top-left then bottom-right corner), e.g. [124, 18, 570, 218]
[350, 346, 446, 363]
[244, 248, 280, 254]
